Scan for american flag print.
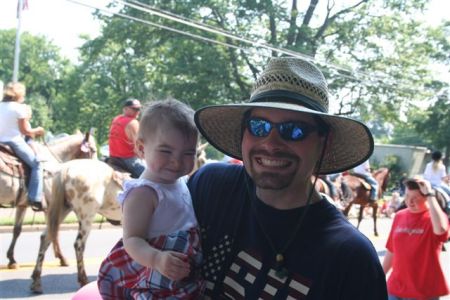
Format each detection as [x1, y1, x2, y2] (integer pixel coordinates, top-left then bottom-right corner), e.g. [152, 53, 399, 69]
[204, 247, 312, 299]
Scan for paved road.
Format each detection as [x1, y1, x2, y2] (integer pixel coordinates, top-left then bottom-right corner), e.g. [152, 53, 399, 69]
[0, 215, 449, 299]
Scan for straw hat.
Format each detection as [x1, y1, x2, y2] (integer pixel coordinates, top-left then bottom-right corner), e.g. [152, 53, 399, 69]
[194, 57, 374, 174]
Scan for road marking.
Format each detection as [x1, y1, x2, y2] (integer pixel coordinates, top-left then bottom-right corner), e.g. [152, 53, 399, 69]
[0, 257, 104, 271]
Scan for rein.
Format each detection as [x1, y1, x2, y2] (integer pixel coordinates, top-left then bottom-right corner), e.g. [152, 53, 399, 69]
[43, 140, 63, 163]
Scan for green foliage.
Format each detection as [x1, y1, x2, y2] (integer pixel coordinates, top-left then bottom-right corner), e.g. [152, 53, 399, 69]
[1, 1, 449, 152]
[0, 29, 70, 135]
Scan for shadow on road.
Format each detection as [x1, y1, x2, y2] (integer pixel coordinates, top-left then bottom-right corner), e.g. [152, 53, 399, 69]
[0, 273, 96, 298]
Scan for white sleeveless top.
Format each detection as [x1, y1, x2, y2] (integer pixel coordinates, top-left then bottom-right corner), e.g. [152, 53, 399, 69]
[117, 178, 198, 239]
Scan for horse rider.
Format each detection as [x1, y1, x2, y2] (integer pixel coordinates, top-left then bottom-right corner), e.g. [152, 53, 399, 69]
[108, 98, 146, 178]
[353, 159, 379, 201]
[0, 82, 46, 211]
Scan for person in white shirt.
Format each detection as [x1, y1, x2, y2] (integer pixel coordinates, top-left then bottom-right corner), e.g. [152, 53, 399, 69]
[424, 151, 450, 197]
[0, 82, 45, 211]
[353, 159, 379, 201]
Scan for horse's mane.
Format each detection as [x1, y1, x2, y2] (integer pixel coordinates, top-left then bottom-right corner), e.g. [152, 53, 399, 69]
[46, 133, 84, 152]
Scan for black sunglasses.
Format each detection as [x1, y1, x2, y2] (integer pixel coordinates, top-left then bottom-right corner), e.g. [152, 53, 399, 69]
[129, 107, 141, 111]
[246, 117, 320, 141]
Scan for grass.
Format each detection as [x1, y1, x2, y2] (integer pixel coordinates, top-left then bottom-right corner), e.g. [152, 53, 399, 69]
[0, 212, 106, 227]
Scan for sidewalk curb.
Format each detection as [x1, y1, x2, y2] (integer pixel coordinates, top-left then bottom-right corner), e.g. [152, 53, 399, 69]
[0, 222, 119, 234]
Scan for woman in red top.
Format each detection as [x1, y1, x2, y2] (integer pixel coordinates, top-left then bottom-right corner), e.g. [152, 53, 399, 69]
[383, 177, 450, 300]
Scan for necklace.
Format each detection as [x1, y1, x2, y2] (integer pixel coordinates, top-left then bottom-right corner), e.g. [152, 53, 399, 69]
[247, 180, 315, 279]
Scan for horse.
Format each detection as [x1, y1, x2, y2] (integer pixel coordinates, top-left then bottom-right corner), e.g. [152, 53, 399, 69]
[313, 175, 352, 210]
[0, 130, 97, 269]
[341, 167, 390, 236]
[30, 159, 127, 294]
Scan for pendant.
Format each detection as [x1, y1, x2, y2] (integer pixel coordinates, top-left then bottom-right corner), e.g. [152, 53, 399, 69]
[275, 254, 288, 279]
[275, 267, 289, 279]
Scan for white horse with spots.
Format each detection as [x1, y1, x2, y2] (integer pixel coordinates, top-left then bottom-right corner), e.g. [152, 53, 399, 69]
[30, 159, 128, 294]
[0, 130, 97, 269]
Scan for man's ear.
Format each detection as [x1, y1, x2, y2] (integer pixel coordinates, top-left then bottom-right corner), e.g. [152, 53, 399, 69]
[135, 138, 145, 158]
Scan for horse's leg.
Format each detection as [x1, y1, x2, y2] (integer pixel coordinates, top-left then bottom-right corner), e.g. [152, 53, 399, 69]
[74, 214, 95, 287]
[6, 206, 27, 269]
[342, 201, 353, 217]
[357, 205, 364, 229]
[50, 207, 72, 267]
[30, 229, 52, 294]
[372, 203, 379, 237]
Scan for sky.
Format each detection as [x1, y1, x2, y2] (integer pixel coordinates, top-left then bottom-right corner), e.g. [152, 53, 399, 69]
[0, 0, 449, 64]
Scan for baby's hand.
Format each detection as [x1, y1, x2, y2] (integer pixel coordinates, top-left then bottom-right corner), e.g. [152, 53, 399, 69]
[155, 251, 190, 281]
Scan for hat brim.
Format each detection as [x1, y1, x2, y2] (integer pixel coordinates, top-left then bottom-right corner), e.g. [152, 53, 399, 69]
[195, 102, 374, 174]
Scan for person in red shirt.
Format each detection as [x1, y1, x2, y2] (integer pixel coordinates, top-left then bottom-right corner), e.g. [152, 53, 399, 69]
[383, 177, 450, 300]
[108, 99, 145, 178]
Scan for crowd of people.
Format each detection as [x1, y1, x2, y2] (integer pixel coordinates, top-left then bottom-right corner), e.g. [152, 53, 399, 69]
[3, 57, 449, 299]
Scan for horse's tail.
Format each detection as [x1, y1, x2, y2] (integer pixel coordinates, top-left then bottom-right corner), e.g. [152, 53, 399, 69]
[47, 166, 67, 243]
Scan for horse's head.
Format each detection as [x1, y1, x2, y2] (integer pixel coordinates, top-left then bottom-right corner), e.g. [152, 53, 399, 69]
[78, 128, 98, 159]
[47, 130, 98, 162]
[373, 167, 390, 194]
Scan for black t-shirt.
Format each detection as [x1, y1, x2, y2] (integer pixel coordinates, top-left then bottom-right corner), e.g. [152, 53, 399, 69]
[188, 163, 387, 299]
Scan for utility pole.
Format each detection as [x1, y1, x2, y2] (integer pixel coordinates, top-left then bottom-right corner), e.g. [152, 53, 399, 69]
[13, 0, 24, 82]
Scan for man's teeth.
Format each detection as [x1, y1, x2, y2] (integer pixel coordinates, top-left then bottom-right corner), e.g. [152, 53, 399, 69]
[259, 158, 289, 167]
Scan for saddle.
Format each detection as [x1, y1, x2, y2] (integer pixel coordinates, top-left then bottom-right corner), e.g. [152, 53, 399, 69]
[104, 157, 132, 175]
[0, 143, 29, 180]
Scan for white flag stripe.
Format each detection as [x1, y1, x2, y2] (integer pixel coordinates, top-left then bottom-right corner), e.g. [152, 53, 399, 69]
[244, 272, 256, 284]
[230, 262, 240, 273]
[224, 276, 245, 297]
[237, 251, 262, 269]
[289, 279, 310, 295]
[263, 283, 278, 296]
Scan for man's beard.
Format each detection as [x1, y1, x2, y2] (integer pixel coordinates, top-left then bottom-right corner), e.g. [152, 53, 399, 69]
[251, 170, 296, 190]
[246, 150, 299, 190]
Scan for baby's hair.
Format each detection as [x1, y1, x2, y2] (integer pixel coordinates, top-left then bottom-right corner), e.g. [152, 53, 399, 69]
[138, 98, 198, 142]
[2, 82, 26, 102]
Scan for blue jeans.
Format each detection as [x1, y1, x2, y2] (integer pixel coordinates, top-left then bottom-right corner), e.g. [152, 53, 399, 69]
[431, 183, 450, 198]
[4, 139, 43, 203]
[121, 157, 145, 178]
[362, 174, 379, 200]
[389, 295, 439, 300]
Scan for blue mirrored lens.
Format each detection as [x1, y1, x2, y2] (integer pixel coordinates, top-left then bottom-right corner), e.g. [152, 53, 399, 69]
[247, 118, 312, 141]
[280, 123, 305, 140]
[249, 119, 271, 137]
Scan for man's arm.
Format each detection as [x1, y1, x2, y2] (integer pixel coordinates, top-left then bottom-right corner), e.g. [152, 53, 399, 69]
[124, 119, 139, 146]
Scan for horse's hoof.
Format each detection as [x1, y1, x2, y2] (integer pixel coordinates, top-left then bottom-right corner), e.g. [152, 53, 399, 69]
[30, 283, 43, 294]
[60, 258, 69, 267]
[7, 262, 19, 269]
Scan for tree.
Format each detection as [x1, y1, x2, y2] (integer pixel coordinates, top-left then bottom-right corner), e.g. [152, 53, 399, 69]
[79, 0, 448, 123]
[0, 29, 71, 133]
[414, 91, 450, 164]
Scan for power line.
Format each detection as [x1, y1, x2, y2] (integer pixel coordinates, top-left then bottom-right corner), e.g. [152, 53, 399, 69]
[65, 0, 442, 96]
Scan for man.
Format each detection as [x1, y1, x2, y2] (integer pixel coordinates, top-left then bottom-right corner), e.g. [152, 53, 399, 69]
[108, 99, 145, 178]
[188, 57, 387, 299]
[353, 159, 379, 201]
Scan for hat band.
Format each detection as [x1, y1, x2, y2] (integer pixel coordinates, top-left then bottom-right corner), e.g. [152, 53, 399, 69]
[250, 90, 326, 113]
